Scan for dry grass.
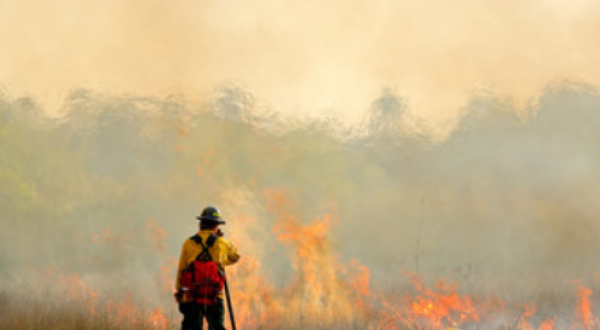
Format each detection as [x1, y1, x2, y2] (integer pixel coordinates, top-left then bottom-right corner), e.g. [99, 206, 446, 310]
[0, 291, 177, 330]
[1, 280, 599, 330]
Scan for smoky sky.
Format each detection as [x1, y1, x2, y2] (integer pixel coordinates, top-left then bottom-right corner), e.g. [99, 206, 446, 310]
[2, 0, 600, 138]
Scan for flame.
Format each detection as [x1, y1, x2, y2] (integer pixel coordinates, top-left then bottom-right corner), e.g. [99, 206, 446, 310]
[348, 259, 371, 310]
[106, 294, 139, 327]
[56, 271, 99, 315]
[204, 188, 374, 328]
[265, 188, 359, 325]
[539, 318, 556, 330]
[519, 303, 538, 330]
[149, 307, 169, 330]
[160, 262, 176, 294]
[13, 190, 600, 330]
[379, 274, 481, 329]
[228, 256, 279, 329]
[576, 284, 598, 329]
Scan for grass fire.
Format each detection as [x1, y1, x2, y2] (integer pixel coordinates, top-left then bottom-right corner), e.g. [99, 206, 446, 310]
[3, 1, 600, 328]
[2, 84, 600, 329]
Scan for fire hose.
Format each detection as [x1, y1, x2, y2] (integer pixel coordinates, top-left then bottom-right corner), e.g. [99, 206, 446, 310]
[224, 270, 237, 330]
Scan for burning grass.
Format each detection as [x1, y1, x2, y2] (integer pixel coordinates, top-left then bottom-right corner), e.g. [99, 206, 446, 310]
[0, 272, 174, 330]
[0, 295, 172, 330]
[2, 191, 598, 330]
[1, 274, 600, 330]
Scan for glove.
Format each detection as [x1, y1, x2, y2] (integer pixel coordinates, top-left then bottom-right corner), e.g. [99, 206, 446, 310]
[174, 291, 183, 304]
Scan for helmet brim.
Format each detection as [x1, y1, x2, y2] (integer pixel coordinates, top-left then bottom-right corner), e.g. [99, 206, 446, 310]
[196, 216, 226, 225]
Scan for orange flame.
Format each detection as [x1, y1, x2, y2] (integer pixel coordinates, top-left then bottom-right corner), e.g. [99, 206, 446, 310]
[23, 190, 600, 330]
[576, 284, 598, 329]
[539, 318, 556, 330]
[518, 303, 538, 330]
[260, 188, 367, 325]
[149, 307, 169, 330]
[408, 276, 480, 328]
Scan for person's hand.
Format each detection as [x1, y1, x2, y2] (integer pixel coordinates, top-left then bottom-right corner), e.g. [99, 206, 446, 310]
[216, 228, 224, 237]
[174, 291, 183, 303]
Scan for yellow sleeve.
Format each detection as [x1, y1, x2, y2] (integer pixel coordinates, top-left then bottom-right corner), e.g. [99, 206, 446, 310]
[221, 239, 241, 266]
[175, 240, 190, 292]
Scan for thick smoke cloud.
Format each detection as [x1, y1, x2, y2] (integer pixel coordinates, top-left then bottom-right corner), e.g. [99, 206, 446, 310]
[1, 83, 599, 299]
[2, 0, 600, 136]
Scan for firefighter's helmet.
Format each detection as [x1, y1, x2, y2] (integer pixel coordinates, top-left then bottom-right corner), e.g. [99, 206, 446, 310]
[196, 206, 225, 224]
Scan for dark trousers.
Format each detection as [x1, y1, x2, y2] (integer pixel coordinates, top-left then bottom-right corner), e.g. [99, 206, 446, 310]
[179, 299, 226, 330]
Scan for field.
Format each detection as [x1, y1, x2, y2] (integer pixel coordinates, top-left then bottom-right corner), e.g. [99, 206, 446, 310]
[2, 273, 600, 330]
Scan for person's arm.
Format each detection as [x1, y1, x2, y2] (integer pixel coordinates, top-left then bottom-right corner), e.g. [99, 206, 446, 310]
[221, 239, 241, 266]
[175, 240, 189, 292]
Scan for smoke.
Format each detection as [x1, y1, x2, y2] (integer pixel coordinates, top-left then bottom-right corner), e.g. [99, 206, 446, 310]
[2, 1, 600, 327]
[1, 81, 600, 289]
[2, 0, 600, 136]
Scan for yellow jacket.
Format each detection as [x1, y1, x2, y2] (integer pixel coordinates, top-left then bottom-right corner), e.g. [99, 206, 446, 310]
[175, 230, 241, 293]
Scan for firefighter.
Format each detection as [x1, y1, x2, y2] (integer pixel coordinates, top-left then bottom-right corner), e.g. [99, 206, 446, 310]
[175, 206, 241, 330]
